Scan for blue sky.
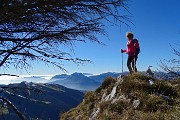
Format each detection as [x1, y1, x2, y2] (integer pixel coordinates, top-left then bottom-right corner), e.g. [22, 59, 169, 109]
[0, 0, 180, 76]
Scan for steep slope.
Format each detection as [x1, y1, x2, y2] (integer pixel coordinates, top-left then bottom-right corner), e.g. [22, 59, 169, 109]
[0, 82, 84, 120]
[60, 73, 180, 120]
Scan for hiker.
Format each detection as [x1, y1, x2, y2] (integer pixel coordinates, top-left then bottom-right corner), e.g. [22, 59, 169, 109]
[121, 32, 140, 74]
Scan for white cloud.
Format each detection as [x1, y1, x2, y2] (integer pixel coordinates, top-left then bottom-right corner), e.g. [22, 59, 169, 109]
[0, 76, 19, 85]
[0, 75, 54, 85]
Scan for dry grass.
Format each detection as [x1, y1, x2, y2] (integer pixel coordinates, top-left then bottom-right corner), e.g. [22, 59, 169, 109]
[60, 73, 180, 120]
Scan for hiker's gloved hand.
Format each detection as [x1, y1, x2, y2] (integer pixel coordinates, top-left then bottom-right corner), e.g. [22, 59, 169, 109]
[121, 49, 124, 53]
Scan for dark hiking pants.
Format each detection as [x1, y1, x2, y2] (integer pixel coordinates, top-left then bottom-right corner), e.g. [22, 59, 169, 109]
[127, 55, 138, 74]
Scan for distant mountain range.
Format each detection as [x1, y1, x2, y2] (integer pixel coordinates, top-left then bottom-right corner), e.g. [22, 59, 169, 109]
[5, 72, 124, 91]
[50, 73, 99, 91]
[49, 71, 180, 91]
[0, 82, 83, 120]
[6, 71, 179, 92]
[49, 72, 123, 91]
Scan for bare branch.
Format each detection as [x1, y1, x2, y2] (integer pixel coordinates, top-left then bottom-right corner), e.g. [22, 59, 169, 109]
[0, 0, 130, 71]
[160, 43, 180, 77]
[0, 96, 26, 120]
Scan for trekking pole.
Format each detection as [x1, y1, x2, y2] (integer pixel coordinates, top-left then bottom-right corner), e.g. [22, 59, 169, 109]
[134, 52, 136, 72]
[122, 52, 123, 73]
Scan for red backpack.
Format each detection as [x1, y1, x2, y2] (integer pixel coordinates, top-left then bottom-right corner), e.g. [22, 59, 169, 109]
[133, 39, 140, 54]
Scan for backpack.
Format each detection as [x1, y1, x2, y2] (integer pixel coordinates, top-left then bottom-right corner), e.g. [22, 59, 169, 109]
[133, 39, 140, 55]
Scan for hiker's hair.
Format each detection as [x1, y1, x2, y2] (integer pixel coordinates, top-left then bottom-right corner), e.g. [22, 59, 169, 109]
[126, 32, 134, 39]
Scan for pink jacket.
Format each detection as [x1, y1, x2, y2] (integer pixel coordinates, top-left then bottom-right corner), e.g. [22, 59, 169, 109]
[122, 40, 136, 56]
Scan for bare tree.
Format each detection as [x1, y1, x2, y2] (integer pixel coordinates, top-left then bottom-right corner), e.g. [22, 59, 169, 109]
[160, 43, 180, 77]
[0, 0, 130, 71]
[0, 0, 131, 119]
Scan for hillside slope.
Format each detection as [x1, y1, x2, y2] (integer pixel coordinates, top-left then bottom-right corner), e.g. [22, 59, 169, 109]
[0, 82, 84, 120]
[60, 73, 180, 120]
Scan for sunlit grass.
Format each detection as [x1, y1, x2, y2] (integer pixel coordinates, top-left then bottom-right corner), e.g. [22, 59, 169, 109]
[60, 73, 180, 120]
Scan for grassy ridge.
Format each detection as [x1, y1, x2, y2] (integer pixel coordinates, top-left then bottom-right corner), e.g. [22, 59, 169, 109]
[60, 73, 180, 120]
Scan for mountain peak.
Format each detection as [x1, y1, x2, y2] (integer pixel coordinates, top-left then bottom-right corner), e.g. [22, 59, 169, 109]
[18, 81, 30, 87]
[71, 72, 84, 76]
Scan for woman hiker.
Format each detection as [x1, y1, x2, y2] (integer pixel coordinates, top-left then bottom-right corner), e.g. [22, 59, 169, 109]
[121, 32, 139, 74]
